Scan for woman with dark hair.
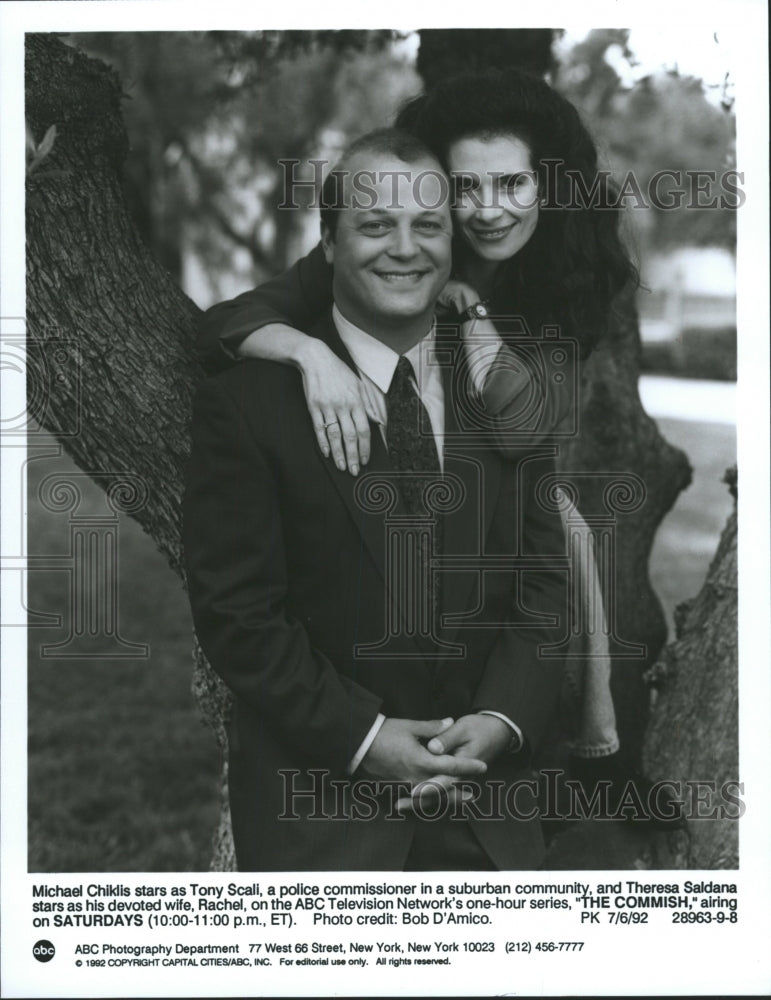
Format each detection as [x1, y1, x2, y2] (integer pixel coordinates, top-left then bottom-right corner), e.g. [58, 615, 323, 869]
[394, 68, 636, 354]
[197, 68, 641, 804]
[199, 68, 637, 470]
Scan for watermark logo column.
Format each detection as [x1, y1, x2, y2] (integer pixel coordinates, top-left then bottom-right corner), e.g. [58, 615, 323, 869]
[34, 473, 150, 658]
[537, 472, 647, 659]
[353, 472, 465, 659]
[1, 324, 75, 628]
[34, 472, 150, 659]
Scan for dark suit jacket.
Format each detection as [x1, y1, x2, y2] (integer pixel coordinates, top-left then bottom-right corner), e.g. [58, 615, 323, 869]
[183, 311, 568, 871]
[197, 242, 577, 448]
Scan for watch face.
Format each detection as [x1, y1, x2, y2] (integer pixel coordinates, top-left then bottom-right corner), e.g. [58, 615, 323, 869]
[461, 301, 489, 321]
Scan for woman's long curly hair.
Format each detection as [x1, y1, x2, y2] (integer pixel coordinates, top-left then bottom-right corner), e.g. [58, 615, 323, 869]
[396, 68, 639, 357]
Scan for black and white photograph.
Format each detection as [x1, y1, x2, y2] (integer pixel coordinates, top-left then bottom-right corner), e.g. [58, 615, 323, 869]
[1, 1, 769, 996]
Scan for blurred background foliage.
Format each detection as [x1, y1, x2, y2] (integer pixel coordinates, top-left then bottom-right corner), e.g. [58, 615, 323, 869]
[77, 30, 421, 299]
[28, 29, 737, 871]
[74, 29, 737, 322]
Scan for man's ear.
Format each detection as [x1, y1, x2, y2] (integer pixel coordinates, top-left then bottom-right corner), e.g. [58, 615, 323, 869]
[321, 223, 335, 264]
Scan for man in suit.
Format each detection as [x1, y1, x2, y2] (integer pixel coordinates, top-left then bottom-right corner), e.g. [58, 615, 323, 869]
[183, 129, 568, 871]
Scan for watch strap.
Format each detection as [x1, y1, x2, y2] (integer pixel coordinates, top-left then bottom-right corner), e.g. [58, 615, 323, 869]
[459, 300, 491, 322]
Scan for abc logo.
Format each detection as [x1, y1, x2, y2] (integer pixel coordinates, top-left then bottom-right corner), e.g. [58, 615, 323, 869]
[33, 939, 55, 963]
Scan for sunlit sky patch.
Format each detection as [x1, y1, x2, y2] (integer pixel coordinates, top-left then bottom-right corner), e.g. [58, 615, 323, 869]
[557, 27, 734, 105]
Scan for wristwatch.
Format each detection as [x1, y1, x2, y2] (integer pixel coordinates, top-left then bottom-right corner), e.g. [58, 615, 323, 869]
[459, 300, 490, 322]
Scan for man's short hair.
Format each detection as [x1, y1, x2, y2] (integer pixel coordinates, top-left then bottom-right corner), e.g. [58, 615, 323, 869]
[320, 128, 440, 238]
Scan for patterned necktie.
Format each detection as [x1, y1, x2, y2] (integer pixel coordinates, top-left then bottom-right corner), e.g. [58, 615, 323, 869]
[385, 355, 441, 512]
[386, 355, 443, 636]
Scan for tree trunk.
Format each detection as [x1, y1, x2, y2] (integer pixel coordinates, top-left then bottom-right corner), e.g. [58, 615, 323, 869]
[26, 33, 696, 872]
[558, 298, 692, 768]
[25, 33, 236, 869]
[641, 470, 738, 869]
[416, 29, 557, 86]
[415, 28, 693, 768]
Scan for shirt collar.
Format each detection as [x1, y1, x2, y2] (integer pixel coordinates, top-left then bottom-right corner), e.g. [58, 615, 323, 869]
[332, 303, 436, 395]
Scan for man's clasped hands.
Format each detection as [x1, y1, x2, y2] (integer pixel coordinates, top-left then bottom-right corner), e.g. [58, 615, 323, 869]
[360, 714, 513, 814]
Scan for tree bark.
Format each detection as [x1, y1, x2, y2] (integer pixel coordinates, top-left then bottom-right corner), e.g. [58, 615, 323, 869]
[414, 28, 693, 767]
[26, 33, 235, 869]
[25, 34, 201, 575]
[558, 298, 692, 767]
[26, 33, 696, 872]
[641, 470, 738, 869]
[416, 29, 557, 86]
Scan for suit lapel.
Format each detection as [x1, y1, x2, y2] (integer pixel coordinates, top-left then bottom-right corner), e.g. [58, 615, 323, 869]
[313, 313, 445, 660]
[312, 313, 504, 662]
[312, 311, 405, 588]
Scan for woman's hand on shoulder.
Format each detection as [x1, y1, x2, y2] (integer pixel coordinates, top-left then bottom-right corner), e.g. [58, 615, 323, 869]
[436, 279, 480, 317]
[295, 336, 372, 476]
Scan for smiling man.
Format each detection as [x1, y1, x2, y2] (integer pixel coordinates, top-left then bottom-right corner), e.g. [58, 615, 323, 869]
[320, 140, 452, 345]
[183, 129, 568, 872]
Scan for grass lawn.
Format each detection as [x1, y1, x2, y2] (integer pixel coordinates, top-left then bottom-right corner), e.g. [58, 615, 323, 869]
[24, 414, 735, 872]
[26, 439, 221, 872]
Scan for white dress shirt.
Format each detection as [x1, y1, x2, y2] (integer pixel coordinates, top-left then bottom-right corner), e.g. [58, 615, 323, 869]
[331, 306, 523, 773]
[333, 304, 445, 469]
